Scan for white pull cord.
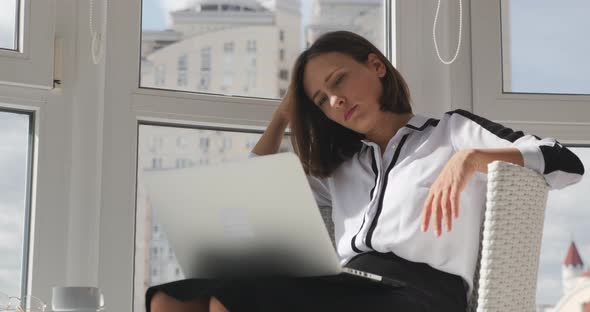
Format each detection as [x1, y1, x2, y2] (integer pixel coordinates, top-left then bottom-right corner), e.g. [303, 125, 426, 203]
[433, 0, 462, 65]
[90, 0, 107, 64]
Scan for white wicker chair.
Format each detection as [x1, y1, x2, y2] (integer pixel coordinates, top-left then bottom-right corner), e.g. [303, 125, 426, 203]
[467, 161, 549, 312]
[318, 161, 549, 312]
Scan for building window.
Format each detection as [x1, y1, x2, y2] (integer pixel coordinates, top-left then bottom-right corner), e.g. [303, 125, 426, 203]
[199, 47, 211, 90]
[177, 54, 188, 87]
[279, 49, 285, 61]
[223, 42, 234, 89]
[154, 64, 166, 87]
[151, 158, 163, 169]
[200, 137, 210, 152]
[246, 40, 256, 52]
[279, 29, 285, 42]
[244, 40, 257, 92]
[176, 136, 188, 149]
[279, 69, 289, 80]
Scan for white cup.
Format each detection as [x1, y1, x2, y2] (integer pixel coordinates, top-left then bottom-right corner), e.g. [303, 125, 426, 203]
[51, 286, 104, 312]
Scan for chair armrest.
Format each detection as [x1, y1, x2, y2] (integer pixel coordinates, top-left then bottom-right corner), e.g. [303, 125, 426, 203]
[474, 161, 549, 312]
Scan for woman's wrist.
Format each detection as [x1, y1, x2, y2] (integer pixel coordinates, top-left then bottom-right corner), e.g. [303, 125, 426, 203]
[271, 109, 290, 130]
[465, 148, 524, 173]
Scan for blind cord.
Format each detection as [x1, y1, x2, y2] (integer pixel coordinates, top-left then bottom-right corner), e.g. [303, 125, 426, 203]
[90, 0, 108, 64]
[433, 0, 462, 65]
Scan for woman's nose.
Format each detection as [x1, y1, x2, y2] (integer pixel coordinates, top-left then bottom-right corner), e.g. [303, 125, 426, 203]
[329, 95, 345, 109]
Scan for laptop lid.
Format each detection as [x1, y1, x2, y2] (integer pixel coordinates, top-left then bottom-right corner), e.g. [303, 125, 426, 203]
[142, 152, 342, 279]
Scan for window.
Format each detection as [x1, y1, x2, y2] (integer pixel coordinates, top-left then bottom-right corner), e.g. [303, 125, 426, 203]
[108, 1, 392, 311]
[222, 42, 234, 89]
[134, 124, 293, 310]
[199, 47, 211, 90]
[246, 40, 256, 53]
[154, 64, 166, 87]
[139, 1, 386, 98]
[279, 69, 289, 81]
[0, 0, 55, 88]
[536, 147, 590, 308]
[0, 109, 33, 298]
[0, 0, 19, 50]
[471, 0, 590, 137]
[501, 0, 590, 95]
[177, 54, 188, 87]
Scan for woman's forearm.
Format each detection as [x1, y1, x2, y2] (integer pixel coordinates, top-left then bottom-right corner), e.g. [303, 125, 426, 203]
[251, 111, 290, 156]
[467, 148, 524, 173]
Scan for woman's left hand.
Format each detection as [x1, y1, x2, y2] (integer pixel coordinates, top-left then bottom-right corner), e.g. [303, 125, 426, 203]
[421, 149, 479, 237]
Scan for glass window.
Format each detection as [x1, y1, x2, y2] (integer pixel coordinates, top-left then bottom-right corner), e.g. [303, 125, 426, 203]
[0, 110, 33, 298]
[536, 147, 590, 309]
[154, 64, 166, 87]
[177, 54, 188, 87]
[222, 42, 234, 90]
[0, 0, 19, 50]
[134, 124, 292, 311]
[140, 0, 386, 98]
[501, 0, 590, 95]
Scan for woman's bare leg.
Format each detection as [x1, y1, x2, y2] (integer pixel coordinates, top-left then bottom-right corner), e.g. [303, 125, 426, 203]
[209, 296, 230, 312]
[150, 291, 209, 312]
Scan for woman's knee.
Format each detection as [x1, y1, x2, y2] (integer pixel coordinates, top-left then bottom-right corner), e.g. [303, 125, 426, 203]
[150, 290, 209, 312]
[209, 296, 230, 312]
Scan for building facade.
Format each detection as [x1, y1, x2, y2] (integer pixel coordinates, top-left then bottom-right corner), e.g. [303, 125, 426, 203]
[141, 0, 301, 98]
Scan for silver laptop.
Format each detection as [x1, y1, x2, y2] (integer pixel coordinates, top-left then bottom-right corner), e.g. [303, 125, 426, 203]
[143, 152, 404, 287]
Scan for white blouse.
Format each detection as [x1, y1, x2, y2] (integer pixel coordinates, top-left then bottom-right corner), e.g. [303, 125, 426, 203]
[304, 110, 584, 293]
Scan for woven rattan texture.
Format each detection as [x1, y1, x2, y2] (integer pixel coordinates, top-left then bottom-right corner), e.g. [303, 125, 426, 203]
[475, 161, 549, 312]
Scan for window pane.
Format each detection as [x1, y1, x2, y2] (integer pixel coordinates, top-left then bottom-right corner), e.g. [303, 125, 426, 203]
[0, 110, 32, 298]
[0, 0, 19, 50]
[134, 124, 292, 311]
[140, 0, 385, 98]
[536, 147, 590, 309]
[501, 0, 590, 95]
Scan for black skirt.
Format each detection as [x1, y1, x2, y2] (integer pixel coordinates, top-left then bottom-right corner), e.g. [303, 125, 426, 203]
[145, 252, 467, 312]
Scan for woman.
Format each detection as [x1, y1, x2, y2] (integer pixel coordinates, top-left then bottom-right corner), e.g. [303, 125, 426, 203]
[147, 31, 585, 311]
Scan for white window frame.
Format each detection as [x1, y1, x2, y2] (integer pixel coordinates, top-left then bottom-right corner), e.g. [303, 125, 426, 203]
[471, 0, 590, 144]
[0, 0, 70, 305]
[99, 0, 396, 310]
[0, 88, 69, 305]
[0, 0, 56, 89]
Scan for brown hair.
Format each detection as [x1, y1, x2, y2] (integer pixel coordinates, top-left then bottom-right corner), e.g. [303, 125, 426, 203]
[290, 31, 412, 177]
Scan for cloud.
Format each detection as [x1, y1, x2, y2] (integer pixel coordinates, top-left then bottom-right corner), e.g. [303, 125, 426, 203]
[158, 0, 199, 26]
[537, 275, 563, 305]
[0, 115, 30, 212]
[0, 268, 23, 297]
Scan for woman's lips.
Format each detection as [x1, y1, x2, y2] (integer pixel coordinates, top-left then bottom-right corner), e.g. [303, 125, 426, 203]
[344, 105, 358, 121]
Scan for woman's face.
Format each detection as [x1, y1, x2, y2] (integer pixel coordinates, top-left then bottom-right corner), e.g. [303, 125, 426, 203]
[303, 52, 387, 135]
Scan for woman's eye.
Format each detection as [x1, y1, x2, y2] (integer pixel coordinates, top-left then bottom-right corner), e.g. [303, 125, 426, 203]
[318, 96, 328, 106]
[334, 74, 345, 86]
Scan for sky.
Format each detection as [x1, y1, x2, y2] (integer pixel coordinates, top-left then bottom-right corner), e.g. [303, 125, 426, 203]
[0, 0, 17, 50]
[0, 111, 29, 297]
[0, 0, 589, 306]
